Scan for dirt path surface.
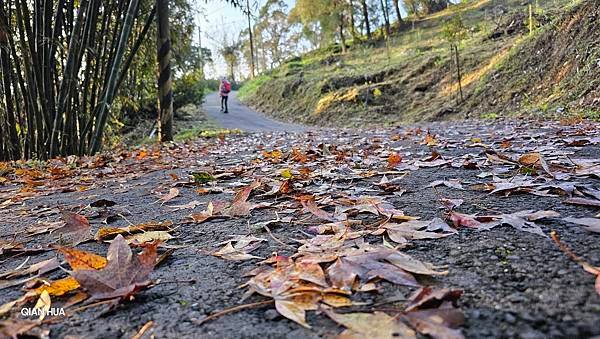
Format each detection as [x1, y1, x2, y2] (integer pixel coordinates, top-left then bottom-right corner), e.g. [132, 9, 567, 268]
[1, 120, 599, 339]
[203, 92, 305, 132]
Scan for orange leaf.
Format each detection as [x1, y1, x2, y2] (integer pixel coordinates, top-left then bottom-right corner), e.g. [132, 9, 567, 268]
[518, 152, 540, 166]
[56, 247, 108, 270]
[387, 152, 402, 168]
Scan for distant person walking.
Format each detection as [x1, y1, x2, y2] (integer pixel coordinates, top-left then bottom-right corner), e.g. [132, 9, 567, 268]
[219, 77, 231, 114]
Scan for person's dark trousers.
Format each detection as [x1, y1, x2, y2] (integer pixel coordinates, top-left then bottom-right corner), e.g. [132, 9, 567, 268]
[221, 96, 229, 113]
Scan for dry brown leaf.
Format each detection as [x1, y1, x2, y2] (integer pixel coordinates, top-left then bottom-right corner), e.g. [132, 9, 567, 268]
[563, 217, 600, 233]
[325, 309, 416, 339]
[53, 210, 91, 245]
[155, 188, 180, 205]
[72, 234, 157, 301]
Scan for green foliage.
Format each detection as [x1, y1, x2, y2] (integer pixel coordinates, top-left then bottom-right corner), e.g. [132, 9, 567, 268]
[173, 70, 206, 110]
[405, 0, 450, 15]
[238, 74, 273, 101]
[480, 112, 499, 120]
[174, 127, 242, 142]
[442, 15, 468, 44]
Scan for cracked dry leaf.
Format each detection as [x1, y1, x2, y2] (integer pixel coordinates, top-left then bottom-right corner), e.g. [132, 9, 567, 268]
[403, 308, 465, 339]
[274, 291, 320, 328]
[326, 249, 419, 291]
[33, 290, 51, 321]
[301, 197, 338, 222]
[405, 287, 463, 312]
[72, 234, 157, 301]
[242, 255, 352, 328]
[426, 180, 464, 190]
[563, 217, 600, 233]
[325, 309, 416, 339]
[564, 197, 600, 208]
[212, 235, 266, 261]
[0, 240, 24, 255]
[155, 188, 180, 205]
[95, 220, 174, 241]
[125, 231, 173, 245]
[382, 220, 455, 245]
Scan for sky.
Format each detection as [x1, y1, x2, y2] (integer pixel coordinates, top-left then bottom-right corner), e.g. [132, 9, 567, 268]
[194, 0, 296, 79]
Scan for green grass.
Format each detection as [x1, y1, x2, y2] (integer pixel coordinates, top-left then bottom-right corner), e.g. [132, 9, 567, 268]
[238, 0, 580, 126]
[174, 126, 242, 142]
[237, 74, 272, 101]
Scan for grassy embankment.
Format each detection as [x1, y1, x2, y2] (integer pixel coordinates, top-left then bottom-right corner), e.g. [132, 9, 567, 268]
[239, 0, 599, 127]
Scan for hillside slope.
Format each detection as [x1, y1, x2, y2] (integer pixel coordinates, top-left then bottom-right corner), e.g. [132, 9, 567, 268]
[239, 0, 599, 127]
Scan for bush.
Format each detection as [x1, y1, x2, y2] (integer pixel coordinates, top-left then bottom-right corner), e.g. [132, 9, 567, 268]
[173, 70, 206, 110]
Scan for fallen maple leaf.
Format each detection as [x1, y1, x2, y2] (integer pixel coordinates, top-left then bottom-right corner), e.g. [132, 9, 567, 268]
[155, 188, 180, 205]
[53, 211, 91, 246]
[325, 309, 417, 338]
[95, 221, 174, 241]
[518, 152, 541, 166]
[563, 217, 600, 233]
[387, 152, 402, 168]
[427, 180, 464, 190]
[381, 219, 456, 245]
[72, 234, 157, 301]
[212, 235, 266, 260]
[564, 197, 600, 208]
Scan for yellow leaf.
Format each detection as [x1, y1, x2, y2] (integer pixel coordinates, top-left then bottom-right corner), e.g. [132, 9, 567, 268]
[56, 247, 107, 270]
[35, 277, 81, 297]
[125, 231, 172, 245]
[280, 168, 293, 179]
[33, 290, 51, 321]
[95, 221, 173, 241]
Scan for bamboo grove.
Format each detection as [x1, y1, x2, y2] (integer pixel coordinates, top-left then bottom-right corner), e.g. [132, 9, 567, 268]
[0, 0, 247, 161]
[0, 0, 161, 160]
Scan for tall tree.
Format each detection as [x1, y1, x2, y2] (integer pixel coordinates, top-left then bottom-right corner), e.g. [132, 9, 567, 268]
[220, 42, 240, 83]
[156, 0, 173, 142]
[359, 0, 372, 40]
[290, 0, 347, 49]
[348, 0, 358, 39]
[392, 0, 403, 26]
[245, 0, 256, 78]
[253, 0, 292, 70]
[380, 0, 391, 37]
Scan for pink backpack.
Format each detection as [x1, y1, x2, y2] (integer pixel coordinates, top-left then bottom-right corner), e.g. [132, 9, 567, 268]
[223, 81, 231, 94]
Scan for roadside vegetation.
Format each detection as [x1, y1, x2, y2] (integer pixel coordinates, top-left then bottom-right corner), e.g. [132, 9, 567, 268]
[239, 0, 599, 127]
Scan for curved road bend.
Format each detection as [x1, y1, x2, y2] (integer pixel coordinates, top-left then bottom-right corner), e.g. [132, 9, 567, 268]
[202, 92, 305, 133]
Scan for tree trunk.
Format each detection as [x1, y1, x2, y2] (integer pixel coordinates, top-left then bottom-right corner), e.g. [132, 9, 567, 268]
[0, 6, 21, 159]
[380, 0, 391, 38]
[246, 0, 255, 78]
[339, 12, 346, 53]
[360, 0, 371, 40]
[156, 0, 173, 142]
[89, 0, 141, 153]
[228, 62, 236, 84]
[348, 0, 358, 39]
[393, 0, 402, 26]
[454, 44, 463, 103]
